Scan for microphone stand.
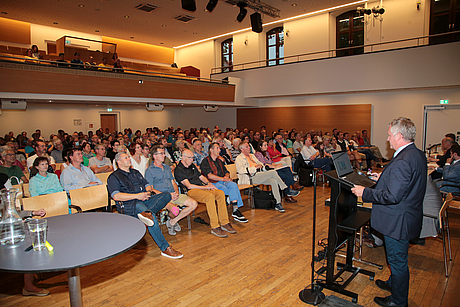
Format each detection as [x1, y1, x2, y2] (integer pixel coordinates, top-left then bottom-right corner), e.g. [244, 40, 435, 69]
[299, 168, 325, 305]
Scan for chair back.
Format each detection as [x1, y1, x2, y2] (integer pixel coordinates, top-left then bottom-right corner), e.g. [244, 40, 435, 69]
[69, 184, 109, 212]
[22, 191, 69, 218]
[95, 172, 111, 185]
[439, 193, 453, 229]
[225, 164, 238, 180]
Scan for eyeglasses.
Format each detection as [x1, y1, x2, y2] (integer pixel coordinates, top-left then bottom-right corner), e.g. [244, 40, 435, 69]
[183, 155, 194, 159]
[154, 152, 166, 155]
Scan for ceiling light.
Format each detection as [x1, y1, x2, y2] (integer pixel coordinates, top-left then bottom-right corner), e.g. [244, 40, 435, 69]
[95, 30, 100, 32]
[78, 4, 84, 8]
[236, 2, 248, 22]
[1, 12, 7, 14]
[162, 24, 167, 27]
[206, 0, 218, 12]
[53, 22, 58, 24]
[124, 15, 130, 18]
[292, 3, 297, 7]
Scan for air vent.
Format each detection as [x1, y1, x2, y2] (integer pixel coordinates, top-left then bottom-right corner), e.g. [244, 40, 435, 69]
[135, 3, 158, 13]
[174, 15, 196, 23]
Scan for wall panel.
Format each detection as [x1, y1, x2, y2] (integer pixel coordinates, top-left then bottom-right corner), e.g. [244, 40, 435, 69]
[237, 104, 371, 136]
[0, 18, 30, 45]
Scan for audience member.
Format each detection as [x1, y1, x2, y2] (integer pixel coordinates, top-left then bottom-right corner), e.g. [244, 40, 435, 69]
[130, 143, 148, 176]
[174, 149, 237, 237]
[98, 57, 112, 71]
[145, 145, 198, 235]
[60, 148, 102, 192]
[267, 138, 291, 168]
[89, 144, 114, 174]
[236, 142, 290, 213]
[192, 139, 208, 166]
[29, 157, 64, 197]
[0, 148, 28, 184]
[200, 142, 248, 222]
[27, 140, 56, 171]
[435, 144, 460, 193]
[108, 152, 183, 259]
[50, 139, 65, 163]
[300, 137, 332, 172]
[70, 52, 84, 68]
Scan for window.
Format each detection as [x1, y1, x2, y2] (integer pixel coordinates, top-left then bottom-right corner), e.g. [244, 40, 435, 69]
[430, 0, 460, 44]
[336, 11, 364, 57]
[266, 27, 284, 66]
[221, 38, 233, 72]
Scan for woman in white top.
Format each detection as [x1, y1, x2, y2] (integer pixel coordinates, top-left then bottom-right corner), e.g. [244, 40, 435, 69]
[130, 143, 148, 177]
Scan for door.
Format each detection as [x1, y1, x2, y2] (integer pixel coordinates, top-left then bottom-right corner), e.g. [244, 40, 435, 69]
[430, 0, 460, 44]
[100, 114, 117, 134]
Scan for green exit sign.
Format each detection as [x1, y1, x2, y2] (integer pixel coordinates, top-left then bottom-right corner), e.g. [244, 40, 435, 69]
[107, 108, 112, 112]
[440, 99, 449, 104]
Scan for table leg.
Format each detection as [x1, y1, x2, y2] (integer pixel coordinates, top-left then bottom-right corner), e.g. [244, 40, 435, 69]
[67, 268, 82, 307]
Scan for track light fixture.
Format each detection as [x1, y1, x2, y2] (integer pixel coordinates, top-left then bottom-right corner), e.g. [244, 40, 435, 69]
[236, 2, 248, 22]
[372, 7, 385, 15]
[206, 0, 218, 12]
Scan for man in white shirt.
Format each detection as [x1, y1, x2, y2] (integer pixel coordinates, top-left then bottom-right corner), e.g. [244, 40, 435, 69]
[27, 140, 56, 171]
[300, 137, 332, 172]
[293, 133, 304, 155]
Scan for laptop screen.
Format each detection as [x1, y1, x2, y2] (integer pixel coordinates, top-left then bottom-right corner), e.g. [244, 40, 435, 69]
[331, 151, 352, 177]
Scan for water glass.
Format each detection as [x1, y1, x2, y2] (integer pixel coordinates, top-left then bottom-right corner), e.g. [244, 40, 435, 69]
[28, 219, 47, 251]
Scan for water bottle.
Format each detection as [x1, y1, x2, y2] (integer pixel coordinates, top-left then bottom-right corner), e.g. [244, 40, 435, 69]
[0, 188, 26, 245]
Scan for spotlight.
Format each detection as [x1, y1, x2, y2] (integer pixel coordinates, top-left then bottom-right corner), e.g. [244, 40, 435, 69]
[236, 2, 247, 22]
[372, 7, 385, 14]
[181, 0, 196, 12]
[206, 0, 218, 12]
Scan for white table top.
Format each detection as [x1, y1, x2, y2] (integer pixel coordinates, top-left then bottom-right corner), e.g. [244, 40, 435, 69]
[0, 212, 146, 273]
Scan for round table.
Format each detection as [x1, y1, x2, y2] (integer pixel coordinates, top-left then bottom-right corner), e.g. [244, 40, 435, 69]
[0, 212, 146, 306]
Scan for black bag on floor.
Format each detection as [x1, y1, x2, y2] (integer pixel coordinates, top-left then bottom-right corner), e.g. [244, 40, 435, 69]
[298, 165, 314, 187]
[253, 188, 276, 210]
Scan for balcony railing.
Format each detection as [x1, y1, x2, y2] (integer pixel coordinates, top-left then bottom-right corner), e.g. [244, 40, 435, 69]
[211, 31, 460, 74]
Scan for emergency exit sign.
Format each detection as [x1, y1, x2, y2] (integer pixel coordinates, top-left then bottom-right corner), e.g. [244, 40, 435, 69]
[440, 99, 449, 104]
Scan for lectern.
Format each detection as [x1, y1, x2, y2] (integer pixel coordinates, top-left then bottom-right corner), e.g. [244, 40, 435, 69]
[317, 170, 375, 303]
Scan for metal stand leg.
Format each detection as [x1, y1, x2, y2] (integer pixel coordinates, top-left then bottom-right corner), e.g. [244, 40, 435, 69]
[68, 268, 82, 307]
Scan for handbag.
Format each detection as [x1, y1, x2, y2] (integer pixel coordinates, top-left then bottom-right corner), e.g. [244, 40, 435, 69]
[298, 165, 314, 187]
[253, 188, 276, 210]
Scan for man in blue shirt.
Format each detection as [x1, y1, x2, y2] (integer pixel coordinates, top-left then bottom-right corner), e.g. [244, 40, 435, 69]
[60, 148, 102, 192]
[145, 145, 197, 236]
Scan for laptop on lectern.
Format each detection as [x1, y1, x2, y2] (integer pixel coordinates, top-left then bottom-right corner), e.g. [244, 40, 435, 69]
[331, 151, 376, 188]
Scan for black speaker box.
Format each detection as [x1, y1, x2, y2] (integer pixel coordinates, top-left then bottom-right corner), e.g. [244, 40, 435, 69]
[250, 12, 263, 33]
[181, 0, 196, 12]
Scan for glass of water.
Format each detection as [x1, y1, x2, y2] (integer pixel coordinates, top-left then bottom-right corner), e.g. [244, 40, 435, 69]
[28, 219, 47, 251]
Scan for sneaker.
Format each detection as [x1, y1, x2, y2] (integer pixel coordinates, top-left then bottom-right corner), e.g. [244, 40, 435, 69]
[221, 223, 237, 234]
[275, 203, 285, 213]
[165, 219, 176, 236]
[174, 222, 181, 232]
[232, 209, 248, 223]
[211, 227, 228, 238]
[286, 188, 300, 197]
[22, 288, 50, 297]
[161, 246, 183, 259]
[137, 212, 154, 227]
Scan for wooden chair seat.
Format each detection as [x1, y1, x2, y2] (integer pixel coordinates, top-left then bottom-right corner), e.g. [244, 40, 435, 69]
[69, 184, 109, 212]
[22, 191, 69, 218]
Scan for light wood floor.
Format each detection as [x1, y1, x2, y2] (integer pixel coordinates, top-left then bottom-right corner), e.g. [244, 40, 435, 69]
[1, 183, 459, 306]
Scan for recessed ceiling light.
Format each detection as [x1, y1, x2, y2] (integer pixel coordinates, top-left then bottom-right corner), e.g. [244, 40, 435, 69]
[160, 42, 164, 44]
[95, 30, 100, 32]
[1, 12, 7, 14]
[130, 36, 134, 39]
[95, 8, 100, 11]
[53, 22, 58, 24]
[124, 15, 129, 18]
[292, 3, 297, 6]
[78, 4, 84, 8]
[193, 32, 198, 35]
[162, 24, 167, 27]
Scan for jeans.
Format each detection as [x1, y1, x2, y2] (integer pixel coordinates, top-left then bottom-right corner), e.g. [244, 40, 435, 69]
[135, 192, 171, 252]
[384, 235, 410, 306]
[276, 167, 295, 186]
[312, 157, 332, 172]
[213, 181, 243, 208]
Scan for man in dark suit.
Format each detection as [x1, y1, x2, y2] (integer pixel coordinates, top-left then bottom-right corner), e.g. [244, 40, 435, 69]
[352, 117, 427, 307]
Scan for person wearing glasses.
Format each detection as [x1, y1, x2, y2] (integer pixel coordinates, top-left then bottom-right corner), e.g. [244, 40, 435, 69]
[145, 145, 198, 236]
[174, 149, 237, 238]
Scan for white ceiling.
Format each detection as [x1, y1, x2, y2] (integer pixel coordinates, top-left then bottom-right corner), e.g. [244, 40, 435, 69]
[1, 0, 355, 48]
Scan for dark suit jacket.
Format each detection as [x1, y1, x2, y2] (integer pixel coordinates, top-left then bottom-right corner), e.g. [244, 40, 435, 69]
[363, 143, 427, 241]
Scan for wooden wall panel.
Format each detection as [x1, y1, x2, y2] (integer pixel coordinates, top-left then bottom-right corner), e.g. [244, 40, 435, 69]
[237, 105, 372, 136]
[102, 37, 174, 64]
[0, 64, 234, 102]
[0, 18, 30, 45]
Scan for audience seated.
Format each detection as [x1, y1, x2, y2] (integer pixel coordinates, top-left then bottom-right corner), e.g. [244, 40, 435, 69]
[174, 149, 237, 238]
[29, 157, 64, 197]
[192, 139, 208, 166]
[359, 130, 387, 162]
[130, 143, 148, 177]
[236, 142, 291, 213]
[267, 137, 291, 168]
[429, 137, 455, 180]
[435, 144, 460, 193]
[0, 148, 28, 184]
[60, 148, 102, 192]
[27, 140, 56, 172]
[89, 144, 114, 174]
[145, 145, 198, 235]
[200, 142, 248, 222]
[108, 152, 183, 259]
[98, 57, 112, 71]
[300, 137, 332, 172]
[31, 45, 41, 59]
[50, 138, 65, 163]
[70, 52, 84, 68]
